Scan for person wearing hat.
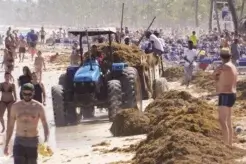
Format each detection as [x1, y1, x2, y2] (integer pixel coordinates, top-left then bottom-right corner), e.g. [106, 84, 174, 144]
[212, 48, 237, 147]
[4, 83, 49, 163]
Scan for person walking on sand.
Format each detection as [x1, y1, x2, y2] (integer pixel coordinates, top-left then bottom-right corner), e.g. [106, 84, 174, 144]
[4, 83, 50, 164]
[18, 36, 28, 62]
[34, 51, 46, 82]
[212, 48, 237, 147]
[27, 29, 38, 61]
[40, 26, 46, 45]
[230, 38, 240, 66]
[182, 40, 197, 87]
[31, 72, 46, 105]
[0, 72, 17, 133]
[18, 66, 32, 100]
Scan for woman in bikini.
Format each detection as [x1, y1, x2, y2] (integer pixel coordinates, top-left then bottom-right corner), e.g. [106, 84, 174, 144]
[31, 72, 46, 105]
[0, 72, 17, 132]
[3, 35, 16, 75]
[2, 48, 14, 73]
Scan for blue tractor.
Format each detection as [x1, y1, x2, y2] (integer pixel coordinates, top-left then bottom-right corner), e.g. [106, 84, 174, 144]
[51, 28, 142, 127]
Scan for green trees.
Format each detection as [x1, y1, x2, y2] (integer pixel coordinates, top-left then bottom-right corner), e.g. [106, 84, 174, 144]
[0, 0, 243, 28]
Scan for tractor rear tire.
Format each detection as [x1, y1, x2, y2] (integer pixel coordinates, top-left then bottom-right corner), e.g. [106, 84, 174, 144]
[152, 77, 169, 99]
[51, 85, 66, 127]
[121, 67, 143, 111]
[107, 80, 122, 121]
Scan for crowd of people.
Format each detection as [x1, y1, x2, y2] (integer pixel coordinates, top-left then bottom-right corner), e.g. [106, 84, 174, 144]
[0, 23, 242, 163]
[0, 27, 49, 164]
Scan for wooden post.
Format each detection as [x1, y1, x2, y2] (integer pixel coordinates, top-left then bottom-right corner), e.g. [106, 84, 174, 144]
[195, 0, 199, 27]
[214, 0, 221, 34]
[227, 0, 238, 33]
[240, 0, 245, 19]
[209, 0, 213, 32]
[120, 3, 124, 43]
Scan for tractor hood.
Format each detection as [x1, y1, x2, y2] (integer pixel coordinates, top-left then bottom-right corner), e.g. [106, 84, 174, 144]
[73, 61, 101, 82]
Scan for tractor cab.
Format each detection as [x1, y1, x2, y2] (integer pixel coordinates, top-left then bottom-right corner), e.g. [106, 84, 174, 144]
[51, 27, 143, 127]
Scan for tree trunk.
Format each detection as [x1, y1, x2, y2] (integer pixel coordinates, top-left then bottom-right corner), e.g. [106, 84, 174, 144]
[195, 0, 199, 27]
[227, 0, 238, 33]
[209, 0, 213, 32]
[240, 0, 245, 19]
[214, 0, 222, 34]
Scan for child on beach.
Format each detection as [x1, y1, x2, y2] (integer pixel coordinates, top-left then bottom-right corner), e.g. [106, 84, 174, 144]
[34, 51, 46, 82]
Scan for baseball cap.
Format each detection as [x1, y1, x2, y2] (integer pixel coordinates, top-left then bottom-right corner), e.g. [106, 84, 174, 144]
[22, 83, 34, 91]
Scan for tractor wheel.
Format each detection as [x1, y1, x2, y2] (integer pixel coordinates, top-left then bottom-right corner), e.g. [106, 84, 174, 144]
[152, 77, 169, 99]
[51, 85, 66, 127]
[82, 107, 95, 119]
[107, 80, 122, 121]
[58, 73, 66, 87]
[121, 67, 143, 111]
[66, 103, 83, 125]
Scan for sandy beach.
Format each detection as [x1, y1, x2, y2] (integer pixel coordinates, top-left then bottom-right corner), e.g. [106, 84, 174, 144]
[0, 47, 151, 164]
[0, 44, 246, 164]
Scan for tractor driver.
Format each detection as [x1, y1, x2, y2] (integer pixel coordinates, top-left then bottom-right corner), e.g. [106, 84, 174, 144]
[91, 45, 104, 65]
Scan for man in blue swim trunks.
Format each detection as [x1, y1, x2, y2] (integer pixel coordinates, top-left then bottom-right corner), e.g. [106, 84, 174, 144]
[212, 48, 237, 147]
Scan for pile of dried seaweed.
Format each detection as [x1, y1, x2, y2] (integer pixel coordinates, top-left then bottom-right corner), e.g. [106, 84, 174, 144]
[162, 67, 183, 82]
[133, 128, 246, 164]
[97, 43, 159, 68]
[192, 71, 215, 92]
[50, 54, 70, 65]
[237, 79, 246, 100]
[132, 90, 246, 164]
[110, 108, 150, 137]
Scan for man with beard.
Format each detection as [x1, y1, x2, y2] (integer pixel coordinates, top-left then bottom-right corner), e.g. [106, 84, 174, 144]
[4, 83, 49, 164]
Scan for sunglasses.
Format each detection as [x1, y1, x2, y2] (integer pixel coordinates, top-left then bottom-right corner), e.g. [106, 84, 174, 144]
[22, 92, 33, 97]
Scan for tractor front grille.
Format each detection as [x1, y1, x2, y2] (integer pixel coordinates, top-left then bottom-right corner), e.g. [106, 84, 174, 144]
[74, 82, 95, 94]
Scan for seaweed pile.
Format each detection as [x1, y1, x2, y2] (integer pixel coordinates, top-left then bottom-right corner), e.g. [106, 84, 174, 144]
[97, 43, 159, 68]
[132, 90, 246, 163]
[237, 79, 246, 100]
[192, 71, 215, 92]
[50, 53, 70, 65]
[109, 90, 246, 163]
[110, 108, 150, 137]
[162, 67, 183, 82]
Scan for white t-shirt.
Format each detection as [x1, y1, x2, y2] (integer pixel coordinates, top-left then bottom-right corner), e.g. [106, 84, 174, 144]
[184, 49, 197, 67]
[159, 38, 165, 47]
[149, 34, 164, 52]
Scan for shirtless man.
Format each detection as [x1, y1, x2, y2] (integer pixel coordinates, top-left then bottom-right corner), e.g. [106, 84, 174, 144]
[18, 37, 28, 62]
[212, 48, 237, 146]
[34, 51, 46, 82]
[4, 83, 49, 164]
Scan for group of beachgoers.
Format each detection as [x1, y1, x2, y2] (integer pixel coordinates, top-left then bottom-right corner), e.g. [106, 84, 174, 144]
[0, 27, 49, 164]
[0, 24, 241, 164]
